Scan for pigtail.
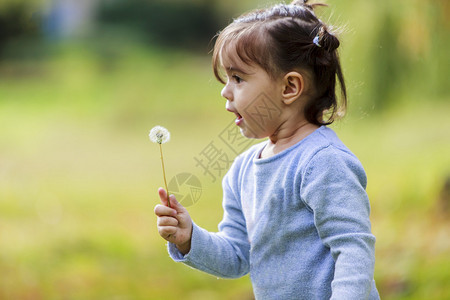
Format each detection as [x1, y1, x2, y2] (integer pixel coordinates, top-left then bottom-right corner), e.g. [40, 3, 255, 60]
[308, 24, 347, 124]
[313, 25, 340, 52]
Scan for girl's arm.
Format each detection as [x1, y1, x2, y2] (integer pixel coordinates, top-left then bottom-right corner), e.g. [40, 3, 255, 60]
[300, 147, 378, 299]
[155, 162, 250, 279]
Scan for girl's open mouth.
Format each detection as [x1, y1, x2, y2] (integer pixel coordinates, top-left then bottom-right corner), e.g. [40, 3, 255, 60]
[234, 112, 243, 126]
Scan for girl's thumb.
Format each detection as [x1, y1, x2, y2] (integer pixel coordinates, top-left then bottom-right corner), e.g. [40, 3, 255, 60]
[168, 193, 184, 211]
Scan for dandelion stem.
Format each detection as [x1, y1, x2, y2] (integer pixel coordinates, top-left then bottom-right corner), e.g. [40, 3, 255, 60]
[159, 143, 171, 208]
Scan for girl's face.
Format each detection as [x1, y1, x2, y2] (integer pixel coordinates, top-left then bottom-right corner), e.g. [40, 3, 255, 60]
[220, 52, 284, 139]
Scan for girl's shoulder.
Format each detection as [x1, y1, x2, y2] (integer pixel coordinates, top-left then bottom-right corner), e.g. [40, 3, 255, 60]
[301, 126, 356, 162]
[301, 127, 367, 187]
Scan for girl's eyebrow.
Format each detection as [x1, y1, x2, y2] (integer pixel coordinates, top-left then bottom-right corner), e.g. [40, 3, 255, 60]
[227, 66, 253, 75]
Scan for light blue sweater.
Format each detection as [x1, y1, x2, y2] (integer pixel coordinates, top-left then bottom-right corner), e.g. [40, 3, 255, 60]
[169, 126, 380, 299]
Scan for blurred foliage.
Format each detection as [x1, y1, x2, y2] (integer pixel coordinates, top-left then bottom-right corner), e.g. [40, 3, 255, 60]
[365, 0, 449, 110]
[0, 0, 448, 111]
[0, 0, 449, 299]
[0, 1, 41, 60]
[95, 0, 226, 52]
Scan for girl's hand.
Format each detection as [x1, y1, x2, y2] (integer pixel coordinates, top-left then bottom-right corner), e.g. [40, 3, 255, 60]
[154, 187, 193, 255]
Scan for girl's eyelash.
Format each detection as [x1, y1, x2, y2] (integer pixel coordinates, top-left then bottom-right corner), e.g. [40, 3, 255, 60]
[232, 75, 242, 83]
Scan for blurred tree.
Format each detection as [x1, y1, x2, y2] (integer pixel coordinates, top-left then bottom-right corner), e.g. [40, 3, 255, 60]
[368, 0, 449, 111]
[95, 0, 225, 52]
[426, 0, 449, 99]
[369, 9, 412, 111]
[0, 2, 41, 60]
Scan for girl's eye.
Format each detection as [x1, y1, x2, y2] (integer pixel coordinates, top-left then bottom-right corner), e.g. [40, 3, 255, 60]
[232, 75, 243, 83]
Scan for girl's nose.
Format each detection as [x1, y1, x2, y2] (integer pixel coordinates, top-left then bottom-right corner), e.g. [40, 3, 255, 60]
[221, 84, 233, 101]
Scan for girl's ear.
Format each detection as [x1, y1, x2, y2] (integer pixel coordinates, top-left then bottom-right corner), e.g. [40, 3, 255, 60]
[281, 72, 304, 105]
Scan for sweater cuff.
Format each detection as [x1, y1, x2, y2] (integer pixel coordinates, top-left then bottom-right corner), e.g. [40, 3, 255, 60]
[167, 221, 206, 262]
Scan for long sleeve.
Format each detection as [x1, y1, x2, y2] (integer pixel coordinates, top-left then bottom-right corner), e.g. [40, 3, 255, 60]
[300, 146, 377, 299]
[168, 159, 250, 278]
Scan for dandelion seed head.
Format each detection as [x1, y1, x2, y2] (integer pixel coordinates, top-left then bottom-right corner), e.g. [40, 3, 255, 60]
[149, 126, 170, 144]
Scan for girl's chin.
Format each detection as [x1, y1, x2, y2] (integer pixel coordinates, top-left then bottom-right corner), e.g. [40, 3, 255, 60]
[239, 126, 263, 139]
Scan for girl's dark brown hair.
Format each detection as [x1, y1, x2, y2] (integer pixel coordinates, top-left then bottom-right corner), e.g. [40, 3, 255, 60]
[212, 0, 347, 125]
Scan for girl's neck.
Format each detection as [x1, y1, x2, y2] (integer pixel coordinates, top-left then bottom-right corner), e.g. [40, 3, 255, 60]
[260, 121, 319, 159]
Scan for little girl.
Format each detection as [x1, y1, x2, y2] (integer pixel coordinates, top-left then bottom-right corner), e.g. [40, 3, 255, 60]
[154, 1, 380, 299]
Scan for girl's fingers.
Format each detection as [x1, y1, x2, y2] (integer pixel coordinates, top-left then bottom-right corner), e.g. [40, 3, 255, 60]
[154, 204, 177, 217]
[154, 187, 192, 245]
[158, 225, 177, 238]
[157, 216, 179, 227]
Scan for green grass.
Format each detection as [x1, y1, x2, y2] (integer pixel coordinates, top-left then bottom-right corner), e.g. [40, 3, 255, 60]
[0, 44, 449, 299]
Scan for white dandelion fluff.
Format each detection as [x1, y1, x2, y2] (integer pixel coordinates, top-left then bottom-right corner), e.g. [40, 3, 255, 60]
[149, 125, 171, 207]
[149, 126, 170, 144]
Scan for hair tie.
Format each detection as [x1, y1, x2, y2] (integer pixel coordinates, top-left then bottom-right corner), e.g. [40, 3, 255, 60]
[313, 35, 321, 47]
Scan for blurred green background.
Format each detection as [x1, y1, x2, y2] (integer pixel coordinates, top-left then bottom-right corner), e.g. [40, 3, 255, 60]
[0, 0, 449, 299]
